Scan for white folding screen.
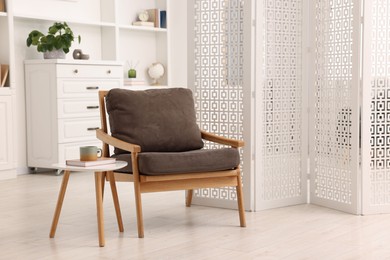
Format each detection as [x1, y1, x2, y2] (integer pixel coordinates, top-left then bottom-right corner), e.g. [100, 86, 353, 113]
[254, 0, 308, 210]
[187, 0, 390, 215]
[309, 0, 361, 214]
[187, 0, 252, 209]
[361, 0, 390, 214]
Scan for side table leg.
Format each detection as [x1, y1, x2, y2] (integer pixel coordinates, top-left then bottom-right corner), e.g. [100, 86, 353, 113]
[108, 171, 124, 232]
[95, 171, 105, 247]
[50, 170, 71, 238]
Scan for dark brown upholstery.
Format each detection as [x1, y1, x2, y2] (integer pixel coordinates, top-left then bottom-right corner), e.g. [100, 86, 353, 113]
[112, 148, 240, 176]
[97, 88, 246, 237]
[106, 88, 204, 154]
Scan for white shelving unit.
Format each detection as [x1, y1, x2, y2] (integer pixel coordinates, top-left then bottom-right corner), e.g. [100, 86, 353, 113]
[12, 0, 169, 85]
[0, 0, 16, 180]
[0, 0, 187, 176]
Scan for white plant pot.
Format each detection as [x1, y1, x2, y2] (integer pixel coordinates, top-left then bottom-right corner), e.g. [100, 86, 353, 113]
[43, 49, 66, 59]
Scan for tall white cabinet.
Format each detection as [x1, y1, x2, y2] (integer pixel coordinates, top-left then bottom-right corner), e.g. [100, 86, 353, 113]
[0, 92, 15, 179]
[25, 60, 122, 169]
[0, 0, 16, 180]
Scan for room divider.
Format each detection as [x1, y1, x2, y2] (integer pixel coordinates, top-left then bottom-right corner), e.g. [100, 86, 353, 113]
[187, 0, 390, 215]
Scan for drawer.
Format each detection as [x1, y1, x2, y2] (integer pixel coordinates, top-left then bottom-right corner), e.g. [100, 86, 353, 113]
[58, 141, 102, 164]
[58, 98, 100, 119]
[58, 118, 101, 143]
[57, 79, 121, 98]
[56, 64, 122, 78]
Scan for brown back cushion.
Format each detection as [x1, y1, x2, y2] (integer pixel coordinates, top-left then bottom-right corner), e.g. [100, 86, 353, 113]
[106, 88, 204, 154]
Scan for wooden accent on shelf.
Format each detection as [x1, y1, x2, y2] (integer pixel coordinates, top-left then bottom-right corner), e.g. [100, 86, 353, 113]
[0, 0, 5, 12]
[0, 64, 9, 87]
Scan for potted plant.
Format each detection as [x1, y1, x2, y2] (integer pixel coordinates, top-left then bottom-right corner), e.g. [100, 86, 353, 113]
[26, 22, 81, 59]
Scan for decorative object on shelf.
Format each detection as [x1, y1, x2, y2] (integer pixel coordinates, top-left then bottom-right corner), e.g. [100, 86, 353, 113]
[138, 10, 149, 22]
[26, 22, 81, 59]
[127, 60, 139, 78]
[0, 64, 9, 87]
[147, 9, 160, 28]
[73, 49, 90, 60]
[128, 69, 136, 78]
[44, 49, 66, 59]
[147, 62, 165, 85]
[133, 10, 154, 27]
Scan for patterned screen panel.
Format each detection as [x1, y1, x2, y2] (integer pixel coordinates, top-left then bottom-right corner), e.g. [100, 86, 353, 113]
[368, 0, 390, 207]
[257, 0, 305, 207]
[192, 0, 244, 203]
[312, 0, 358, 208]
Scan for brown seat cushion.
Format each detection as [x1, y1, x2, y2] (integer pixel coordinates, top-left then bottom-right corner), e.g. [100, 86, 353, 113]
[112, 148, 240, 176]
[106, 88, 204, 154]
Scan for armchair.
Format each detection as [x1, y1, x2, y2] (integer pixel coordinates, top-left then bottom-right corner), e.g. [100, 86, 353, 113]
[97, 88, 245, 238]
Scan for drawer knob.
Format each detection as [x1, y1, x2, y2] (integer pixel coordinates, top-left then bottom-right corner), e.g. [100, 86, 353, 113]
[86, 106, 99, 109]
[86, 86, 99, 90]
[87, 127, 100, 131]
[73, 69, 78, 74]
[107, 70, 111, 74]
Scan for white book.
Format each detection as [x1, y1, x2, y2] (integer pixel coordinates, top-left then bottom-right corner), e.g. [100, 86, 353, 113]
[132, 21, 154, 27]
[66, 157, 116, 167]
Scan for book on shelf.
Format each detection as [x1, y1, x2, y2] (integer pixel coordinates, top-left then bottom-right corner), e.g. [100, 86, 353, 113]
[132, 21, 154, 27]
[66, 157, 116, 167]
[0, 64, 9, 87]
[147, 8, 160, 28]
[0, 0, 5, 12]
[160, 10, 167, 29]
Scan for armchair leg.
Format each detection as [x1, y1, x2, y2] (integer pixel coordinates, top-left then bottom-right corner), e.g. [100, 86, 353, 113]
[186, 189, 193, 207]
[134, 182, 144, 238]
[236, 170, 246, 227]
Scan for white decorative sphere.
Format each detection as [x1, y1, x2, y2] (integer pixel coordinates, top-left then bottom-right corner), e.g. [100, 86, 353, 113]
[148, 62, 165, 85]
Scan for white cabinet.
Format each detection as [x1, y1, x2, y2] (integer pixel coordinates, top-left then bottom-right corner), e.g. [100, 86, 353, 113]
[25, 60, 122, 169]
[0, 92, 15, 179]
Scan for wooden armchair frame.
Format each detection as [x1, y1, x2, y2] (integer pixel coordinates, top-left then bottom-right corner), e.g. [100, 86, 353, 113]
[97, 90, 246, 238]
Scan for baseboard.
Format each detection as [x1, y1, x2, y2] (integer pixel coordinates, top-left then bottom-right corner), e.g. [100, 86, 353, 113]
[0, 168, 17, 180]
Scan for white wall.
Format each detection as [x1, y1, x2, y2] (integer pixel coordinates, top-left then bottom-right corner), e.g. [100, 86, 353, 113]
[168, 1, 187, 87]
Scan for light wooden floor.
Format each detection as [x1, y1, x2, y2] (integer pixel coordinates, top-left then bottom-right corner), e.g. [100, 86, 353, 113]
[1, 172, 390, 260]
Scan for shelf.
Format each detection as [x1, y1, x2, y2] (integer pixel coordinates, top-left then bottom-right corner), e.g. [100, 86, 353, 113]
[119, 24, 167, 33]
[0, 12, 6, 17]
[0, 87, 14, 95]
[13, 13, 116, 28]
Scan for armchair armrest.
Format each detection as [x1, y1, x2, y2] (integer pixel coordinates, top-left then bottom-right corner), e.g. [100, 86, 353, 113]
[200, 130, 244, 148]
[96, 129, 141, 153]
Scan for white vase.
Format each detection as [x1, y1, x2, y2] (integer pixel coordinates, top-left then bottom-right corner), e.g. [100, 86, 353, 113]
[43, 49, 66, 59]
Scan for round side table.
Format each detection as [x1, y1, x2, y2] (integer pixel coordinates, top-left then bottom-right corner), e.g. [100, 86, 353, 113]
[50, 161, 127, 247]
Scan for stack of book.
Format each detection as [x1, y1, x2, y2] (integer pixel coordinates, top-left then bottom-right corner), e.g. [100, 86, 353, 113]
[124, 78, 146, 86]
[132, 21, 154, 27]
[66, 157, 116, 167]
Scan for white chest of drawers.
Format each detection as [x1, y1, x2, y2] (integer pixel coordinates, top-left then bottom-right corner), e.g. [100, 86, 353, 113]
[25, 60, 123, 169]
